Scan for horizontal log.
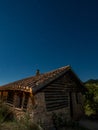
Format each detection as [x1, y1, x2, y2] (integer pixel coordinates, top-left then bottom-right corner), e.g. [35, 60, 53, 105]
[44, 90, 67, 93]
[45, 95, 68, 98]
[46, 97, 66, 100]
[45, 96, 68, 99]
[45, 100, 68, 103]
[6, 100, 13, 104]
[46, 104, 68, 111]
[44, 86, 74, 91]
[46, 83, 65, 86]
[46, 105, 68, 111]
[5, 103, 14, 107]
[44, 86, 66, 90]
[45, 99, 68, 103]
[46, 102, 68, 108]
[46, 99, 68, 104]
[45, 90, 66, 93]
[45, 88, 80, 93]
[45, 94, 68, 97]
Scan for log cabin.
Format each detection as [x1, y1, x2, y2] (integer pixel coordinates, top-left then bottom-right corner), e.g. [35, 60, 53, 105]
[0, 65, 85, 128]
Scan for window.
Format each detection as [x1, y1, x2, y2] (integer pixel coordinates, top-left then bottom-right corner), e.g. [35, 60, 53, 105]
[7, 91, 14, 104]
[15, 93, 23, 108]
[23, 93, 29, 109]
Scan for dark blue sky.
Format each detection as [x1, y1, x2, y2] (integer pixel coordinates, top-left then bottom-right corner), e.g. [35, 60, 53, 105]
[0, 0, 98, 85]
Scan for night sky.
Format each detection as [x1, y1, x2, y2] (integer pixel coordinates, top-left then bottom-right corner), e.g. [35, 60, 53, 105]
[0, 0, 98, 85]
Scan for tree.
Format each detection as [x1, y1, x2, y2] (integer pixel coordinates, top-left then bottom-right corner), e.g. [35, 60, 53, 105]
[85, 82, 98, 116]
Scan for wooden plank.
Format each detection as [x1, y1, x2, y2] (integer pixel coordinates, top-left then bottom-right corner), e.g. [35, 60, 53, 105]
[45, 100, 68, 104]
[46, 104, 68, 111]
[46, 103, 68, 108]
[45, 95, 66, 98]
[45, 94, 68, 97]
[46, 106, 67, 111]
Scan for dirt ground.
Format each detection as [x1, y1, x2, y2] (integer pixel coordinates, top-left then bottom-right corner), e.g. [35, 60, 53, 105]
[79, 119, 98, 130]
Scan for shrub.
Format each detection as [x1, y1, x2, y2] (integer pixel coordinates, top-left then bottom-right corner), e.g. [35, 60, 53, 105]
[0, 102, 41, 130]
[0, 102, 14, 123]
[14, 113, 41, 130]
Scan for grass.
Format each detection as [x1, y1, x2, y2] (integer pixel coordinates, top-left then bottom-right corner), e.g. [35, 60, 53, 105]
[52, 112, 90, 130]
[0, 102, 90, 130]
[0, 102, 41, 130]
[62, 121, 90, 130]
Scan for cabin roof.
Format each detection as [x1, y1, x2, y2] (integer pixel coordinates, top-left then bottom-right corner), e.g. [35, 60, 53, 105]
[0, 65, 84, 93]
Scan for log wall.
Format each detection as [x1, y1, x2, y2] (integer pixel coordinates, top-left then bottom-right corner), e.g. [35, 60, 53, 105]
[32, 71, 84, 128]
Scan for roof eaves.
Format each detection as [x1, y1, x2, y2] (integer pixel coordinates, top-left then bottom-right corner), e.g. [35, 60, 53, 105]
[32, 66, 71, 94]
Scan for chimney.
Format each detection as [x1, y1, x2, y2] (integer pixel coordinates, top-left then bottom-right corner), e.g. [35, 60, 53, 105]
[36, 69, 40, 76]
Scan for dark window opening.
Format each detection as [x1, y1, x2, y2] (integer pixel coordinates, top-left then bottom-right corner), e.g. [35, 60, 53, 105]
[15, 92, 23, 108]
[23, 93, 29, 109]
[7, 91, 14, 104]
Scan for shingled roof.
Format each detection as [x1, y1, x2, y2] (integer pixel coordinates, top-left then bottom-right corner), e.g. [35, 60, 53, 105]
[0, 65, 72, 93]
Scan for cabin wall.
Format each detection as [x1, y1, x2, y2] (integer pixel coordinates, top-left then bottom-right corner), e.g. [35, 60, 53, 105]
[31, 92, 46, 125]
[72, 92, 84, 120]
[65, 71, 84, 119]
[31, 92, 70, 128]
[32, 71, 84, 128]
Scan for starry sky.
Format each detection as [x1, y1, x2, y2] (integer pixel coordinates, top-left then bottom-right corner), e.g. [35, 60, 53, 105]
[0, 0, 98, 85]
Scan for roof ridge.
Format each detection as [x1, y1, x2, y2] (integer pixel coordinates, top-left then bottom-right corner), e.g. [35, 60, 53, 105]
[43, 65, 70, 74]
[0, 65, 70, 89]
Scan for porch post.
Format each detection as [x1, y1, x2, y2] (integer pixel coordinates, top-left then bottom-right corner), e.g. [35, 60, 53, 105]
[13, 92, 17, 108]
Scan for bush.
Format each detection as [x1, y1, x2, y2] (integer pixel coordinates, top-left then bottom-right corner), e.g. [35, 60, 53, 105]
[0, 102, 41, 130]
[14, 113, 41, 130]
[0, 102, 14, 122]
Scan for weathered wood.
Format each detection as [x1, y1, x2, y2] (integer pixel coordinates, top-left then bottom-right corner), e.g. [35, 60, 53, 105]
[44, 83, 69, 111]
[43, 71, 82, 112]
[45, 96, 68, 100]
[46, 104, 68, 111]
[7, 90, 14, 104]
[21, 92, 25, 109]
[23, 92, 29, 109]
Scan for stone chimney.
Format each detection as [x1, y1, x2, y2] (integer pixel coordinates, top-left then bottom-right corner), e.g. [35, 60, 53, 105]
[36, 69, 40, 76]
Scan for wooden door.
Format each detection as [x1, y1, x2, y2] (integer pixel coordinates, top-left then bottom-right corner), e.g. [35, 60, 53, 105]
[69, 92, 73, 118]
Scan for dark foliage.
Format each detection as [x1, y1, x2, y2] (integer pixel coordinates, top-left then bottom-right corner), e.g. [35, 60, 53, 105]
[84, 79, 98, 119]
[0, 102, 14, 122]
